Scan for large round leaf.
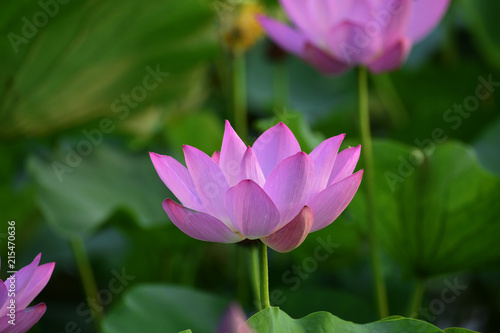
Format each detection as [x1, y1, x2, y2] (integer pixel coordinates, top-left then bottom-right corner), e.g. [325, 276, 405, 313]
[102, 284, 229, 333]
[247, 307, 478, 333]
[27, 143, 169, 237]
[367, 140, 500, 277]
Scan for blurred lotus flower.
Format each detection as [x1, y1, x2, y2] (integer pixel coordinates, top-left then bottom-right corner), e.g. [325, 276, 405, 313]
[0, 254, 55, 333]
[257, 0, 450, 74]
[217, 303, 254, 333]
[150, 121, 362, 252]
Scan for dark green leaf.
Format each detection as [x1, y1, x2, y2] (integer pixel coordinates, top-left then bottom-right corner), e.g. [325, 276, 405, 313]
[473, 116, 500, 175]
[102, 284, 228, 333]
[27, 143, 169, 237]
[371, 140, 500, 277]
[460, 0, 500, 69]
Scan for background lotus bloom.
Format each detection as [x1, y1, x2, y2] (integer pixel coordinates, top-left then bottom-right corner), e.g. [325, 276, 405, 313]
[257, 0, 450, 75]
[151, 121, 362, 252]
[0, 254, 55, 333]
[217, 303, 254, 333]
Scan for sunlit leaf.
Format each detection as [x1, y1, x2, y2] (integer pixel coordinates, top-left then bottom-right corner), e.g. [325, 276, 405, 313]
[0, 0, 217, 138]
[247, 308, 479, 332]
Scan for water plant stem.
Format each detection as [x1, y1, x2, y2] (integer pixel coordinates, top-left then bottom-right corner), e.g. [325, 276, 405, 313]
[358, 66, 389, 319]
[250, 245, 261, 311]
[408, 278, 426, 318]
[259, 241, 271, 310]
[70, 236, 103, 329]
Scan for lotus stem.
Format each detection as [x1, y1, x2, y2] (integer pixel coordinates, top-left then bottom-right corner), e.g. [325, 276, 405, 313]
[70, 236, 103, 329]
[358, 66, 389, 318]
[259, 241, 271, 310]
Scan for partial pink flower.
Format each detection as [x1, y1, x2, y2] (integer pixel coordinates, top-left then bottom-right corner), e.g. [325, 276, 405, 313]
[217, 303, 254, 333]
[150, 121, 362, 252]
[257, 0, 450, 75]
[0, 254, 55, 333]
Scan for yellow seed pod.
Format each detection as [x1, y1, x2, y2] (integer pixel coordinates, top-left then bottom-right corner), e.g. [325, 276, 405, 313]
[222, 2, 264, 55]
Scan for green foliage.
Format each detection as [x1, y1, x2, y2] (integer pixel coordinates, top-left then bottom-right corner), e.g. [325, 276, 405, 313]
[1, 0, 499, 331]
[27, 143, 169, 237]
[247, 308, 479, 333]
[460, 0, 500, 70]
[474, 116, 500, 175]
[0, 0, 217, 138]
[164, 111, 225, 155]
[369, 141, 500, 277]
[102, 284, 228, 333]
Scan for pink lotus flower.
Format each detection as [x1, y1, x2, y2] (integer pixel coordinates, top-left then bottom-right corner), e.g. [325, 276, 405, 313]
[0, 254, 55, 333]
[150, 121, 362, 252]
[257, 0, 450, 74]
[217, 303, 254, 333]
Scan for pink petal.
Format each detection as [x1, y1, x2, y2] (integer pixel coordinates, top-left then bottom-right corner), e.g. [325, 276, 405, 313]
[16, 262, 55, 311]
[256, 14, 307, 57]
[220, 120, 247, 186]
[309, 134, 345, 196]
[304, 1, 334, 36]
[327, 20, 382, 64]
[225, 180, 280, 239]
[328, 145, 361, 185]
[334, 0, 373, 24]
[238, 146, 265, 187]
[150, 152, 204, 211]
[212, 151, 220, 164]
[262, 206, 314, 253]
[263, 152, 314, 229]
[0, 303, 46, 333]
[252, 122, 301, 178]
[0, 283, 8, 317]
[407, 0, 450, 43]
[308, 170, 363, 232]
[368, 38, 411, 73]
[303, 43, 351, 76]
[278, 0, 318, 40]
[5, 255, 40, 302]
[183, 145, 231, 225]
[374, 0, 413, 49]
[163, 199, 243, 243]
[217, 303, 254, 333]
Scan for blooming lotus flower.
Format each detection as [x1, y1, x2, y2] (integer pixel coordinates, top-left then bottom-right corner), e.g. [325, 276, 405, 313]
[0, 254, 55, 333]
[150, 121, 362, 252]
[217, 303, 254, 333]
[257, 0, 450, 74]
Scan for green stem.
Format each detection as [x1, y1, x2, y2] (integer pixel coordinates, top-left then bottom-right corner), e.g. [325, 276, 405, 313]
[70, 236, 103, 329]
[259, 241, 271, 310]
[358, 67, 389, 319]
[408, 279, 426, 318]
[250, 245, 261, 311]
[233, 53, 247, 140]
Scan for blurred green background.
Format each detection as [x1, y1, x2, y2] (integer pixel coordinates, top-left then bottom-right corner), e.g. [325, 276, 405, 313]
[1, 0, 499, 332]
